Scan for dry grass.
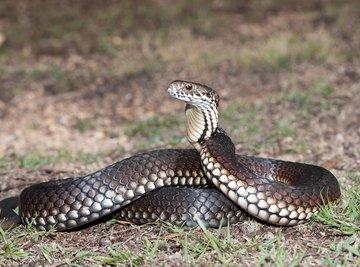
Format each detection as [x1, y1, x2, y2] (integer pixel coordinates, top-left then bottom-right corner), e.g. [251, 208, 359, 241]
[0, 1, 359, 266]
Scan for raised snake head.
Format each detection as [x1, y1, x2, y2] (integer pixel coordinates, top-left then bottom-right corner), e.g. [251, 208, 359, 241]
[167, 80, 220, 150]
[167, 80, 220, 109]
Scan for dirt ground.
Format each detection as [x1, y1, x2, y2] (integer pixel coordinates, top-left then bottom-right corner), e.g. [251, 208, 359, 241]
[0, 1, 359, 266]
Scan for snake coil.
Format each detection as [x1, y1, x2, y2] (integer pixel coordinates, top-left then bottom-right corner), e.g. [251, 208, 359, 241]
[0, 80, 340, 230]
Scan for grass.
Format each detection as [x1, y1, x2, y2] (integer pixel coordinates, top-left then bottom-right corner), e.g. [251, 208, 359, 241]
[126, 114, 182, 139]
[125, 114, 185, 149]
[0, 62, 80, 98]
[1, 79, 357, 266]
[41, 243, 94, 266]
[0, 149, 103, 170]
[91, 187, 359, 266]
[75, 118, 94, 133]
[0, 0, 356, 103]
[0, 1, 359, 266]
[281, 82, 336, 111]
[0, 0, 350, 84]
[100, 244, 145, 266]
[219, 81, 337, 153]
[192, 28, 337, 72]
[1, 205, 359, 266]
[30, 65, 65, 81]
[254, 235, 306, 267]
[0, 0, 217, 56]
[0, 225, 96, 266]
[313, 180, 360, 235]
[2, 174, 357, 266]
[222, 103, 262, 136]
[125, 79, 336, 153]
[0, 227, 31, 261]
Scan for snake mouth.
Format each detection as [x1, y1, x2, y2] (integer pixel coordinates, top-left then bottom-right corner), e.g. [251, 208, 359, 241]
[168, 91, 190, 103]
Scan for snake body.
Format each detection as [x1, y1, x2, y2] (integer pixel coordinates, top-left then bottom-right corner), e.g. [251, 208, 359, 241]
[18, 149, 246, 230]
[0, 80, 340, 230]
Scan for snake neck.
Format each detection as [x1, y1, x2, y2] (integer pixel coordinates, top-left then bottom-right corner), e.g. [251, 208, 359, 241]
[185, 103, 218, 151]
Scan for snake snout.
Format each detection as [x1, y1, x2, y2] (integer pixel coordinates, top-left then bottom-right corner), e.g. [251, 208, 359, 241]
[167, 81, 189, 102]
[167, 87, 176, 97]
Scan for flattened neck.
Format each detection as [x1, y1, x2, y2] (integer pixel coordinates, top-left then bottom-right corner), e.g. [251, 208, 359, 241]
[185, 104, 218, 151]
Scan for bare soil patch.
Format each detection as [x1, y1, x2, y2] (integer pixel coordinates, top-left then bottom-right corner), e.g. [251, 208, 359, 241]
[0, 1, 359, 266]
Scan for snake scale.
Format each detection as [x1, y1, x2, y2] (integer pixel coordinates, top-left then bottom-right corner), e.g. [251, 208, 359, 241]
[0, 80, 340, 231]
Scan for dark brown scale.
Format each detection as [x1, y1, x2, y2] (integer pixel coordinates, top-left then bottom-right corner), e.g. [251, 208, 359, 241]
[15, 149, 243, 230]
[246, 179, 255, 186]
[201, 130, 341, 225]
[274, 192, 282, 200]
[285, 196, 293, 204]
[256, 185, 265, 191]
[1, 129, 341, 230]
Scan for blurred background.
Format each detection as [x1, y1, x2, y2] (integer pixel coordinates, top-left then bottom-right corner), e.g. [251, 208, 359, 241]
[0, 0, 359, 169]
[0, 2, 359, 265]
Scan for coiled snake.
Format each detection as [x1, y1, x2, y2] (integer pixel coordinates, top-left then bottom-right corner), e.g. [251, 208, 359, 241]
[0, 81, 340, 231]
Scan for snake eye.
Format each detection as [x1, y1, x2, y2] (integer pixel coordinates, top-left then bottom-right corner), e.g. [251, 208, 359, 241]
[185, 84, 193, 90]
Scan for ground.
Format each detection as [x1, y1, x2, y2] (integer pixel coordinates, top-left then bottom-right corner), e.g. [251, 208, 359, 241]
[0, 1, 359, 266]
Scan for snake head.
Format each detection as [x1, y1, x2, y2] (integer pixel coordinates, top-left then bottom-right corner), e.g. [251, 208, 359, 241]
[168, 80, 220, 108]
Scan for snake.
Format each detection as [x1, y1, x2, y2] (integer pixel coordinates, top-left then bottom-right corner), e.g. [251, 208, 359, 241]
[0, 80, 341, 231]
